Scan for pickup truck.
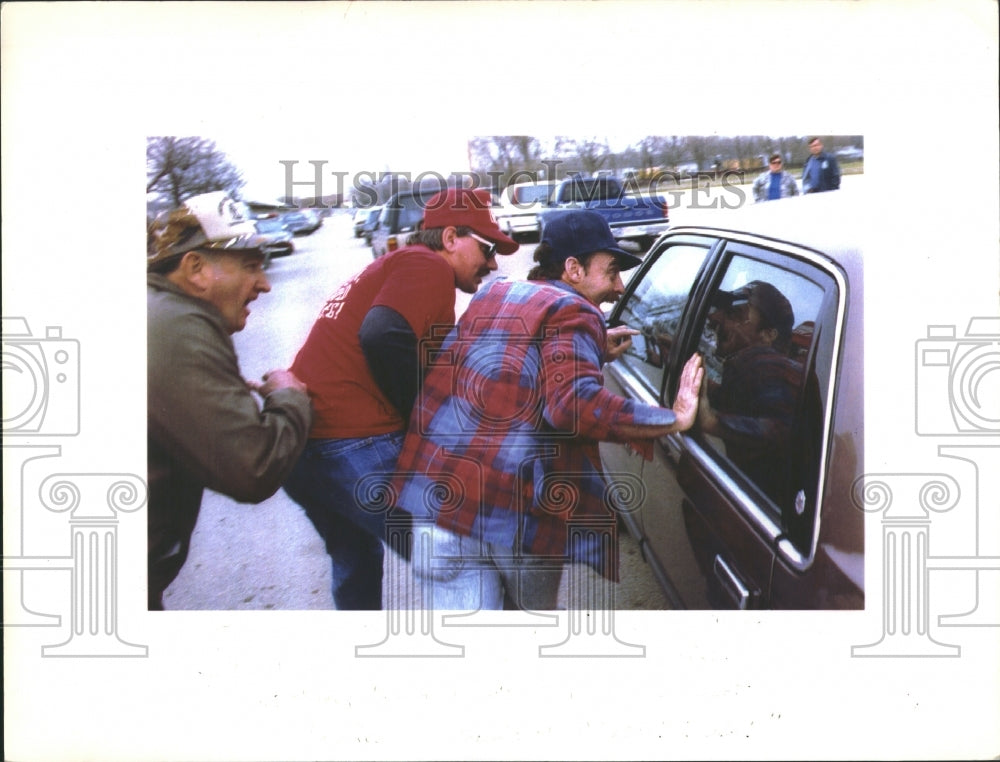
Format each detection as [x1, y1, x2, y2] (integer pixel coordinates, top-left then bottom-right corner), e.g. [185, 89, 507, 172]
[494, 181, 556, 242]
[539, 175, 669, 251]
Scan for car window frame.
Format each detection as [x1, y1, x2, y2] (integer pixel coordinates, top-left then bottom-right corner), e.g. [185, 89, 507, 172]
[610, 227, 851, 575]
[662, 232, 849, 573]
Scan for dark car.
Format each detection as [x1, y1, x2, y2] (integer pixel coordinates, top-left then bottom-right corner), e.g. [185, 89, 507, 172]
[282, 208, 322, 235]
[254, 215, 295, 263]
[361, 206, 382, 246]
[370, 186, 442, 258]
[352, 207, 373, 238]
[600, 191, 864, 609]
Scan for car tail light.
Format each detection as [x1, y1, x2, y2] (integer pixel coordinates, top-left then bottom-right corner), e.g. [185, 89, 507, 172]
[661, 198, 669, 220]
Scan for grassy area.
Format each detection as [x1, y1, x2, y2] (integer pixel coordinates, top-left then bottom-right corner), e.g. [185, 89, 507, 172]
[627, 161, 864, 193]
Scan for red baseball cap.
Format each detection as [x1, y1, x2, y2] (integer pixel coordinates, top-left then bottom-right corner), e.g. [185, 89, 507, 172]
[421, 187, 518, 254]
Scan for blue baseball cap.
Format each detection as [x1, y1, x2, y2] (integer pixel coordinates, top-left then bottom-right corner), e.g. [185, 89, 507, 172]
[539, 210, 643, 271]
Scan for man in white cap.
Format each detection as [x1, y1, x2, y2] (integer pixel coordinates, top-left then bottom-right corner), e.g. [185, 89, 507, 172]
[147, 191, 312, 610]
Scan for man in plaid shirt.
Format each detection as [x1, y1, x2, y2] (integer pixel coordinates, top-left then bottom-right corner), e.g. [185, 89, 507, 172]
[392, 210, 704, 610]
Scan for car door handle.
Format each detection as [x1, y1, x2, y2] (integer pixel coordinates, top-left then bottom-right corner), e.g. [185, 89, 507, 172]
[713, 555, 751, 610]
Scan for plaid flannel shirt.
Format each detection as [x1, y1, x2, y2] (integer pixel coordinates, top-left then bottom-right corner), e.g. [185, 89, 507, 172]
[392, 278, 678, 579]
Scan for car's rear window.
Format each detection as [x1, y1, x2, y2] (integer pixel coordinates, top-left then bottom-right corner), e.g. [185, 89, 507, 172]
[512, 184, 554, 205]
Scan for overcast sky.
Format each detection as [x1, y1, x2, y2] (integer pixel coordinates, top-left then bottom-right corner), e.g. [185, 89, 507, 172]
[217, 134, 659, 201]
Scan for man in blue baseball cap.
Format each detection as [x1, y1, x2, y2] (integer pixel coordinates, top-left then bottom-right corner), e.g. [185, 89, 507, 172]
[536, 209, 645, 267]
[390, 209, 704, 611]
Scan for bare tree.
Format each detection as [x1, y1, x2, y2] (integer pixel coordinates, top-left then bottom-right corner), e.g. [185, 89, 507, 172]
[686, 136, 719, 172]
[146, 137, 245, 215]
[565, 137, 612, 176]
[468, 136, 544, 188]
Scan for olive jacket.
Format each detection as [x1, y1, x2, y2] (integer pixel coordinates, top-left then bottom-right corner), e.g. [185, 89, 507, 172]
[147, 274, 311, 607]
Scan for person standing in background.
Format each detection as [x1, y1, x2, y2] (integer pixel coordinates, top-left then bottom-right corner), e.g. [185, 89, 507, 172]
[801, 137, 841, 193]
[752, 153, 800, 202]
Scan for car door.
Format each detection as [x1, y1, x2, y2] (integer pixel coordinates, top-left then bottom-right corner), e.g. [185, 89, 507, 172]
[601, 233, 720, 608]
[677, 242, 842, 608]
[606, 233, 844, 609]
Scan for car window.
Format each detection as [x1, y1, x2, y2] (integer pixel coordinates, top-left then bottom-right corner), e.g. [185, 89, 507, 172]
[398, 205, 423, 231]
[397, 193, 436, 232]
[614, 242, 712, 398]
[512, 184, 554, 205]
[692, 248, 836, 554]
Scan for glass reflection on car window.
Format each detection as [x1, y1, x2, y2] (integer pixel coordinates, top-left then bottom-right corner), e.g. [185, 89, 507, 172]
[696, 255, 825, 526]
[617, 244, 709, 395]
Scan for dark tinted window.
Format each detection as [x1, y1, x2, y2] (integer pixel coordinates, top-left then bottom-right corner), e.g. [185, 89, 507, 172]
[396, 192, 438, 232]
[693, 249, 835, 553]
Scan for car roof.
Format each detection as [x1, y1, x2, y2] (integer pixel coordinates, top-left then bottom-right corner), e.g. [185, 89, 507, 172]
[387, 185, 443, 200]
[666, 189, 865, 273]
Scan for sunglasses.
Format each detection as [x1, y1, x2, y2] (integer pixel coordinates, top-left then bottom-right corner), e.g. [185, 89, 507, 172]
[467, 231, 498, 261]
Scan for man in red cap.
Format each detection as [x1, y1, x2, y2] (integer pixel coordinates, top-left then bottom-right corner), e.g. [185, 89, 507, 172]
[284, 187, 517, 609]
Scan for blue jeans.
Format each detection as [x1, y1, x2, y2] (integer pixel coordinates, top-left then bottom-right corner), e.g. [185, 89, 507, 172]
[410, 523, 563, 610]
[283, 432, 404, 610]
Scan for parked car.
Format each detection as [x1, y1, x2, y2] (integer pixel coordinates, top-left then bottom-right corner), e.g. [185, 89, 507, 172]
[353, 207, 374, 238]
[361, 205, 383, 246]
[253, 215, 295, 263]
[600, 191, 863, 609]
[494, 181, 555, 242]
[370, 186, 442, 258]
[539, 175, 670, 251]
[283, 208, 322, 235]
